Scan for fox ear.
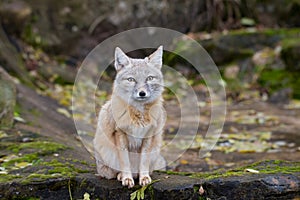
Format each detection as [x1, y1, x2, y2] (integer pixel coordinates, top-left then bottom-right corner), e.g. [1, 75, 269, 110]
[115, 47, 131, 71]
[147, 45, 163, 69]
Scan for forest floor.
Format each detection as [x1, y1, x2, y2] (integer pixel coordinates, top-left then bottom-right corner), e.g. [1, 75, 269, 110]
[170, 96, 300, 172]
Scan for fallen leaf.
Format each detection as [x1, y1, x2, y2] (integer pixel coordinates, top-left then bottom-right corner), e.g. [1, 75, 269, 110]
[57, 108, 71, 118]
[205, 158, 223, 166]
[3, 154, 18, 162]
[199, 186, 205, 195]
[241, 17, 256, 26]
[14, 116, 26, 123]
[274, 141, 287, 147]
[15, 162, 32, 169]
[229, 126, 239, 133]
[245, 168, 259, 173]
[180, 159, 189, 165]
[0, 131, 8, 139]
[224, 162, 235, 167]
[83, 192, 90, 200]
[284, 100, 300, 109]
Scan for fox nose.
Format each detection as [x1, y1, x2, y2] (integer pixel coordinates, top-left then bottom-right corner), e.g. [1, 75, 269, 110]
[139, 91, 146, 97]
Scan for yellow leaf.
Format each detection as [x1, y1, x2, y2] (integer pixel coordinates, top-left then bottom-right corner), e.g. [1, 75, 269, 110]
[57, 108, 71, 118]
[180, 159, 188, 165]
[15, 162, 32, 168]
[83, 192, 90, 200]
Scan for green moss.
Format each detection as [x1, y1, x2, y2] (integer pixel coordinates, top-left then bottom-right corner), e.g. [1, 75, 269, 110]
[41, 159, 64, 167]
[40, 159, 90, 175]
[241, 160, 300, 174]
[20, 161, 76, 184]
[190, 169, 236, 180]
[2, 141, 67, 170]
[2, 153, 39, 168]
[48, 167, 73, 176]
[8, 141, 67, 154]
[21, 173, 62, 184]
[75, 168, 90, 173]
[193, 185, 200, 193]
[223, 78, 244, 94]
[281, 38, 300, 49]
[22, 23, 45, 48]
[41, 160, 74, 175]
[71, 159, 88, 165]
[273, 160, 283, 165]
[1, 157, 91, 185]
[13, 103, 22, 118]
[0, 174, 22, 183]
[163, 160, 300, 180]
[258, 69, 300, 98]
[228, 28, 300, 38]
[258, 69, 291, 90]
[281, 37, 300, 72]
[266, 28, 300, 38]
[163, 170, 193, 176]
[27, 173, 60, 180]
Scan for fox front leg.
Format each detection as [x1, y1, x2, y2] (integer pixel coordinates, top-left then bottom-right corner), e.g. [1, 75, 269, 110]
[115, 131, 134, 188]
[139, 137, 156, 186]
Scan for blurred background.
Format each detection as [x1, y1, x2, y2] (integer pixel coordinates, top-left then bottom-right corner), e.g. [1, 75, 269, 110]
[1, 0, 300, 174]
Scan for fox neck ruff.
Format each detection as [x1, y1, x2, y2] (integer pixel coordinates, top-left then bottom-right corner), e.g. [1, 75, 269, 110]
[113, 94, 161, 127]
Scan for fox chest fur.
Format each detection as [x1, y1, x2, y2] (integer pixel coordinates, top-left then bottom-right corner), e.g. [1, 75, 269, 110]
[111, 96, 162, 150]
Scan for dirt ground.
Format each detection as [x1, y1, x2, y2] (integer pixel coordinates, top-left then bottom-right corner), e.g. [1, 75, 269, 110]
[166, 98, 300, 172]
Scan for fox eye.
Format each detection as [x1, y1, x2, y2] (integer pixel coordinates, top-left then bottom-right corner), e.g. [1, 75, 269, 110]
[127, 77, 135, 82]
[146, 76, 154, 81]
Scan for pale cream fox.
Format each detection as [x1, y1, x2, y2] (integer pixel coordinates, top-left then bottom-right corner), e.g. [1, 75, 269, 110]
[93, 46, 166, 188]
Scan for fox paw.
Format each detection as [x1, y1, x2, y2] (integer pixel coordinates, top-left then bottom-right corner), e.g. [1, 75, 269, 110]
[117, 172, 122, 181]
[117, 173, 134, 188]
[139, 175, 152, 186]
[123, 177, 135, 188]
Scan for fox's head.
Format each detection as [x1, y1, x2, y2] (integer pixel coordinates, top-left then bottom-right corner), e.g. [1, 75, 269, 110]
[113, 46, 164, 106]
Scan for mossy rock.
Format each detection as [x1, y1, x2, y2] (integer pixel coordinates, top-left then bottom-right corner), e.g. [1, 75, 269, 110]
[0, 67, 16, 128]
[281, 38, 300, 71]
[258, 69, 300, 99]
[0, 160, 299, 199]
[207, 28, 300, 65]
[165, 28, 300, 66]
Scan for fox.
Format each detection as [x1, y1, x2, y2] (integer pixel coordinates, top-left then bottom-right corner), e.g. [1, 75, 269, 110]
[93, 46, 166, 188]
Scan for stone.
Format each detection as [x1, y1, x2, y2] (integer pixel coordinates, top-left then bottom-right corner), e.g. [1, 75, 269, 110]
[0, 0, 32, 35]
[200, 30, 281, 65]
[0, 26, 33, 87]
[0, 67, 16, 128]
[224, 65, 239, 79]
[268, 88, 292, 104]
[202, 173, 300, 200]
